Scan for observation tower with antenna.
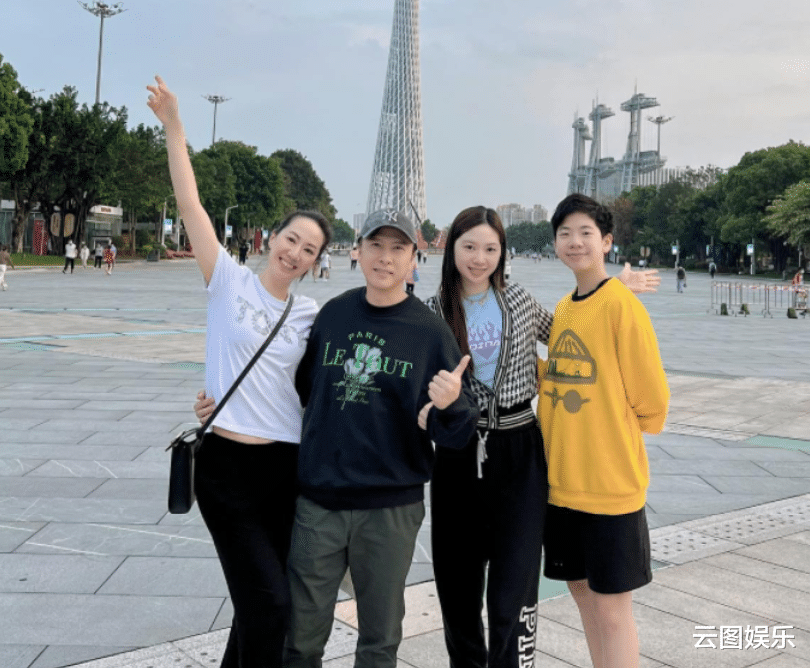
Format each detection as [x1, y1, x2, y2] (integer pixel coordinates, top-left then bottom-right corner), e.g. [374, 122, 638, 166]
[366, 0, 427, 223]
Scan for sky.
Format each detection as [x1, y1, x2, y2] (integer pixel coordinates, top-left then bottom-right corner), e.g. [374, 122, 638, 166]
[3, 0, 810, 229]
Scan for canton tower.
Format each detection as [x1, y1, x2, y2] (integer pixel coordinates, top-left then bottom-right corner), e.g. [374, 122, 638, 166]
[365, 0, 427, 223]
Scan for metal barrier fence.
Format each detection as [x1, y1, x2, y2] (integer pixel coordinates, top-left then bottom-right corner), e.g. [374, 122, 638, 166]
[710, 282, 808, 317]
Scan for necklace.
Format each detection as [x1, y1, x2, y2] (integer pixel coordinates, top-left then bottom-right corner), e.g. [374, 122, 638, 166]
[463, 288, 490, 307]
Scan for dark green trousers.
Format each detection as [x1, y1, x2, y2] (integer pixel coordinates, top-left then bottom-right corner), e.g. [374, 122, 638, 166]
[284, 496, 425, 668]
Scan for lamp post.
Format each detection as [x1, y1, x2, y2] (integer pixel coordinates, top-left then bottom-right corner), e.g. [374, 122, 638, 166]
[78, 2, 126, 105]
[647, 115, 673, 185]
[224, 205, 238, 246]
[203, 95, 231, 146]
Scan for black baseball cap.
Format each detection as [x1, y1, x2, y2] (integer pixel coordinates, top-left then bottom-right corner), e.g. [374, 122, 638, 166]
[360, 209, 418, 244]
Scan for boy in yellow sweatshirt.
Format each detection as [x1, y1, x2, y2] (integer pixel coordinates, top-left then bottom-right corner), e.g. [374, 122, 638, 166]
[538, 193, 669, 668]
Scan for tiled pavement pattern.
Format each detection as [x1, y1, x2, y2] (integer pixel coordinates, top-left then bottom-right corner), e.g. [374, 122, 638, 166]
[1, 255, 809, 667]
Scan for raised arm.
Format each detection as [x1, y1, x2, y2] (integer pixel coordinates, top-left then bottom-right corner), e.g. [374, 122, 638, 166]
[146, 75, 220, 283]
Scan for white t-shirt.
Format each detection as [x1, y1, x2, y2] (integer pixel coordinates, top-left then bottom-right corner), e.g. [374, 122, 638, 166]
[320, 252, 331, 269]
[65, 243, 77, 259]
[205, 248, 318, 442]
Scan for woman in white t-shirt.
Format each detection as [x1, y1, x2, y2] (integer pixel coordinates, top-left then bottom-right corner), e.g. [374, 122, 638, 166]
[319, 249, 331, 280]
[148, 76, 331, 668]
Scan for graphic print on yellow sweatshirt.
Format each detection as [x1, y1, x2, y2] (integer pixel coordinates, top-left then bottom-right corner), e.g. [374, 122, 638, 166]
[538, 278, 669, 515]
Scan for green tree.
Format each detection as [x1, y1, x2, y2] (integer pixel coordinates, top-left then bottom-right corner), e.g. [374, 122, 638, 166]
[5, 90, 47, 252]
[678, 180, 726, 262]
[47, 89, 127, 249]
[101, 124, 170, 253]
[609, 197, 633, 249]
[420, 219, 438, 244]
[643, 180, 694, 261]
[271, 148, 336, 219]
[505, 221, 553, 253]
[0, 54, 33, 185]
[765, 180, 810, 252]
[205, 141, 286, 236]
[718, 142, 810, 269]
[331, 218, 354, 245]
[192, 149, 236, 241]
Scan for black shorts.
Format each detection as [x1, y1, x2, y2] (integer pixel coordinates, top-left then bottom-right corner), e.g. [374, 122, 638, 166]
[543, 504, 652, 594]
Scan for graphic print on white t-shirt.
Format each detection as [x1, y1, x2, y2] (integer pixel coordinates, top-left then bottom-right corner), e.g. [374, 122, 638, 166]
[236, 295, 296, 344]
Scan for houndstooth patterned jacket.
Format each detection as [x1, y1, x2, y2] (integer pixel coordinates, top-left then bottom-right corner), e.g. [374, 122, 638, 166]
[425, 282, 553, 431]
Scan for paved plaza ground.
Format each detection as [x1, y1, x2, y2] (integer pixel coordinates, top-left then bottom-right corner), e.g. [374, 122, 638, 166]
[1, 254, 809, 667]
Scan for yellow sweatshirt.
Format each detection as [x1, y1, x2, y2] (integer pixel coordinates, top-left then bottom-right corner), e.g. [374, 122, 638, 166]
[538, 278, 669, 515]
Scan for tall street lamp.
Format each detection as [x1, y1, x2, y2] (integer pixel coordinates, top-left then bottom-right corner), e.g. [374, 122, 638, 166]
[78, 1, 127, 105]
[203, 94, 231, 146]
[647, 114, 673, 186]
[224, 205, 238, 245]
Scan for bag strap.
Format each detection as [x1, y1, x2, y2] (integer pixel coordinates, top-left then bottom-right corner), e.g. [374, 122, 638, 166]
[196, 294, 294, 437]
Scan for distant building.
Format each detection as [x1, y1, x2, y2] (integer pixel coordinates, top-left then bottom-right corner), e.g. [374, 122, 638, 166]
[353, 212, 367, 237]
[0, 200, 14, 247]
[86, 204, 124, 243]
[496, 203, 547, 226]
[496, 204, 529, 227]
[568, 89, 677, 202]
[531, 204, 548, 223]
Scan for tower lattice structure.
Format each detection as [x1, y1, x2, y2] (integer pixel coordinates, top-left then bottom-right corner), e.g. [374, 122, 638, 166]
[366, 0, 426, 224]
[619, 91, 660, 193]
[584, 102, 615, 200]
[567, 116, 592, 195]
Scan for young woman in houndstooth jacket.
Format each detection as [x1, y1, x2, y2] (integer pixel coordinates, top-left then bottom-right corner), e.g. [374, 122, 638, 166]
[422, 206, 658, 668]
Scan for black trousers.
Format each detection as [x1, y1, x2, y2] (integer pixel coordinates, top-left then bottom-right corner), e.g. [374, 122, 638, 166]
[195, 432, 299, 668]
[431, 421, 547, 668]
[63, 258, 74, 272]
[94, 255, 102, 268]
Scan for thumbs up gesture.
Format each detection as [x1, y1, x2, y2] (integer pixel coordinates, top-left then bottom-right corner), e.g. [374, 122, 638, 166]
[428, 355, 471, 410]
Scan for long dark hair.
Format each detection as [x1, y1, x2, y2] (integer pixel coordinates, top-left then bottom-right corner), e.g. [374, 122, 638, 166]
[439, 206, 506, 370]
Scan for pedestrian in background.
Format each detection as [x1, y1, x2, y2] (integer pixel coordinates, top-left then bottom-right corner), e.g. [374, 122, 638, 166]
[94, 243, 103, 269]
[63, 239, 77, 274]
[319, 248, 331, 281]
[79, 242, 90, 269]
[676, 266, 686, 293]
[104, 245, 114, 275]
[709, 261, 716, 279]
[0, 245, 14, 291]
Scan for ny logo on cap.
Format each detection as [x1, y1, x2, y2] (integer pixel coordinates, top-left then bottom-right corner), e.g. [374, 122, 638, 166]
[384, 209, 399, 222]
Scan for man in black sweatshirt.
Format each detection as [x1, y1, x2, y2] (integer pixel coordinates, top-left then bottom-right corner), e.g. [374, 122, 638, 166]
[285, 209, 479, 668]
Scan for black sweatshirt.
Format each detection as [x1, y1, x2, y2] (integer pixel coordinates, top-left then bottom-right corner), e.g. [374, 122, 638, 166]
[295, 288, 480, 510]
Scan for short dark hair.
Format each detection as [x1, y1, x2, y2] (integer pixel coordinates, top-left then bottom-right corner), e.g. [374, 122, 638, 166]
[551, 193, 614, 238]
[273, 210, 333, 258]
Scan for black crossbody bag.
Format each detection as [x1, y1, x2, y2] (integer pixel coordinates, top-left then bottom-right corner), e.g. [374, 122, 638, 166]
[166, 295, 294, 513]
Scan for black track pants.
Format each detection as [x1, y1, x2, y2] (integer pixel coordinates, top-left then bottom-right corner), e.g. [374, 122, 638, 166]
[431, 422, 547, 668]
[195, 432, 298, 668]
